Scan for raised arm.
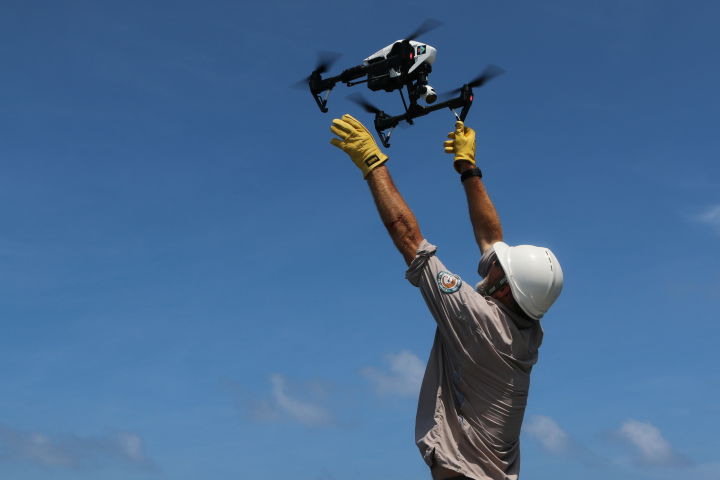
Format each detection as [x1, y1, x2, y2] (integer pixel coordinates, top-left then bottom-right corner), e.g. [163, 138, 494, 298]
[444, 121, 503, 254]
[365, 166, 422, 264]
[457, 161, 503, 253]
[330, 114, 422, 265]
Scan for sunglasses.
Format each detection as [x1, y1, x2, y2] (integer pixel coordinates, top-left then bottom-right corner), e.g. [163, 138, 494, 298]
[485, 276, 508, 296]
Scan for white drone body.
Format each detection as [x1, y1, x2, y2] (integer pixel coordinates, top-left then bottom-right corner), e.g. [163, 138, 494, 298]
[305, 20, 503, 148]
[364, 40, 437, 76]
[364, 40, 438, 103]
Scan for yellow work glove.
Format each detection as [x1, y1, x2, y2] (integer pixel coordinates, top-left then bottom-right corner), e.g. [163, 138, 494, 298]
[330, 113, 388, 178]
[444, 120, 476, 172]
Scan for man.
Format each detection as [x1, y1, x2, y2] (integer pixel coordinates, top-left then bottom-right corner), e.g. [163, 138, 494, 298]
[329, 114, 564, 480]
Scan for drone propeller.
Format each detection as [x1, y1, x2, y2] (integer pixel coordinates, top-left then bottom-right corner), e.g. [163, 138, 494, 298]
[348, 92, 383, 114]
[438, 65, 506, 99]
[292, 51, 342, 88]
[405, 19, 442, 41]
[313, 50, 342, 75]
[466, 64, 505, 88]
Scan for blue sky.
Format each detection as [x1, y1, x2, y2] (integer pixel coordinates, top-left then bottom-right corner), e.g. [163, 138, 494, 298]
[1, 1, 719, 479]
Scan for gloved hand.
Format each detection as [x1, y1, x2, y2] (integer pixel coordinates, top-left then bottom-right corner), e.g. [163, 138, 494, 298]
[444, 120, 476, 172]
[330, 114, 388, 178]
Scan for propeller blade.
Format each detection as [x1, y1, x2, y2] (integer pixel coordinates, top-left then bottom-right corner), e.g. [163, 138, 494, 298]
[467, 64, 505, 88]
[437, 65, 506, 99]
[291, 51, 342, 89]
[405, 19, 442, 41]
[348, 93, 382, 114]
[291, 77, 311, 89]
[314, 51, 342, 75]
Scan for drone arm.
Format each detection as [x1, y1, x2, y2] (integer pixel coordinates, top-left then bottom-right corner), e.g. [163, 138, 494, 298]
[309, 64, 377, 111]
[339, 64, 370, 83]
[371, 98, 461, 148]
[373, 93, 473, 135]
[425, 94, 473, 119]
[309, 62, 393, 113]
[340, 54, 407, 84]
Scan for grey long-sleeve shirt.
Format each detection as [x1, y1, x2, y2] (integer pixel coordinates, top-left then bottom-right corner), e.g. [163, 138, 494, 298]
[406, 240, 543, 480]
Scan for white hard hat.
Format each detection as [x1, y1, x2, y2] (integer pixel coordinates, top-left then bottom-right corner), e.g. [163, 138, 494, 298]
[492, 241, 564, 320]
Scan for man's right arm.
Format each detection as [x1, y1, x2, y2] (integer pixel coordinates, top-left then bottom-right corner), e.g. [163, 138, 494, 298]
[365, 165, 422, 265]
[329, 114, 422, 265]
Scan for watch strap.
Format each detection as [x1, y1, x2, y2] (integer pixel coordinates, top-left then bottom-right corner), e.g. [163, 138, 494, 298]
[460, 166, 483, 182]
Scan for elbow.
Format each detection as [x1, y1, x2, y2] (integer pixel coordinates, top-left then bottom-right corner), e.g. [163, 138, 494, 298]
[479, 227, 503, 254]
[384, 214, 422, 263]
[395, 233, 422, 262]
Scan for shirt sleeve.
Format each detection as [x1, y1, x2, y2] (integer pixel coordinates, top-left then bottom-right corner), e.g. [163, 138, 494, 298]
[406, 239, 504, 352]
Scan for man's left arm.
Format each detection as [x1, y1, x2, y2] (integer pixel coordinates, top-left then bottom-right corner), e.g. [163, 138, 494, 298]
[444, 121, 503, 254]
[330, 114, 422, 265]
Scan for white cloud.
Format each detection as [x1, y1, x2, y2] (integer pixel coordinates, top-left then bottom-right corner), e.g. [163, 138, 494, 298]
[21, 432, 73, 467]
[0, 425, 153, 470]
[524, 415, 571, 454]
[116, 433, 146, 463]
[617, 419, 688, 467]
[695, 205, 720, 233]
[268, 374, 332, 427]
[361, 350, 425, 396]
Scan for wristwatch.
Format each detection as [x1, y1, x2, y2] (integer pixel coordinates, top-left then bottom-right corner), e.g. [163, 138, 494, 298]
[460, 166, 483, 183]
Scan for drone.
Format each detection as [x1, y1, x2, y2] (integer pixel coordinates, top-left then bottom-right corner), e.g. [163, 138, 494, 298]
[301, 20, 504, 147]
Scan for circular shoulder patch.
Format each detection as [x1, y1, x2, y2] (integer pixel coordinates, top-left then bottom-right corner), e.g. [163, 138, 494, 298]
[437, 271, 462, 293]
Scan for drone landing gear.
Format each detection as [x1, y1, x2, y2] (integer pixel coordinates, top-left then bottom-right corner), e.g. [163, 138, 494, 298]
[372, 111, 396, 148]
[449, 100, 472, 122]
[312, 90, 331, 113]
[309, 70, 339, 113]
[378, 127, 395, 148]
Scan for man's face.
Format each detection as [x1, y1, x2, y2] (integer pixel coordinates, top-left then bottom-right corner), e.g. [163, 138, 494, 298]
[479, 258, 535, 325]
[478, 260, 511, 300]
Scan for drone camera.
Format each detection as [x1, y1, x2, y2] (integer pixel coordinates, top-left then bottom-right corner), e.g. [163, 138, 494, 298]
[420, 85, 437, 104]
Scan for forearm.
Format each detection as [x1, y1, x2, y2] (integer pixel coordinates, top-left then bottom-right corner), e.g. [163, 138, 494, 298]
[365, 165, 423, 265]
[457, 161, 503, 253]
